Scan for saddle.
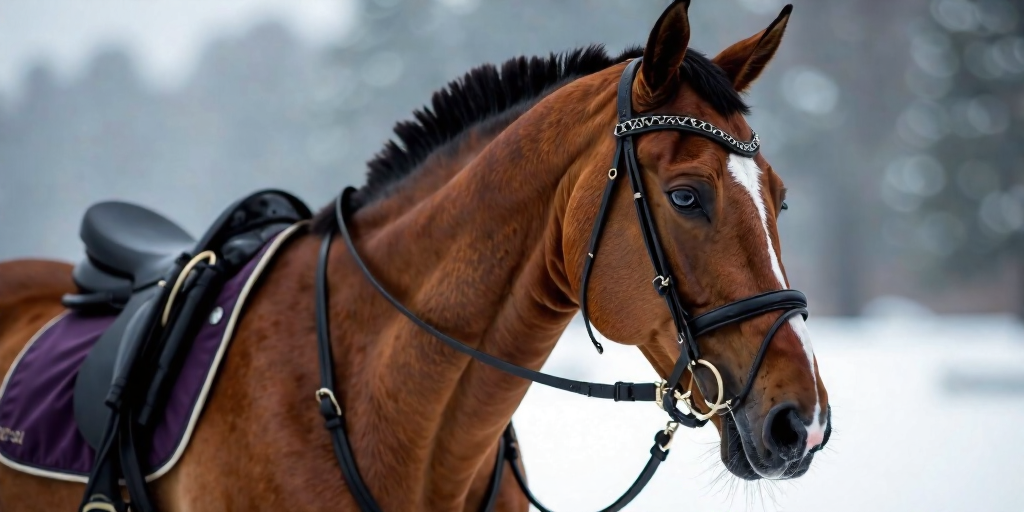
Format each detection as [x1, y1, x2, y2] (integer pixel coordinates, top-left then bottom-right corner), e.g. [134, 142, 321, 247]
[61, 190, 310, 512]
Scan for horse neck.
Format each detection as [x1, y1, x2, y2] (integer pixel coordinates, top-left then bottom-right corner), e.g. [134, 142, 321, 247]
[331, 72, 618, 507]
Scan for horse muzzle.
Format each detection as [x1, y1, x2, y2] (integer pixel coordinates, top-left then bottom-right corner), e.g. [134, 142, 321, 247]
[722, 404, 832, 480]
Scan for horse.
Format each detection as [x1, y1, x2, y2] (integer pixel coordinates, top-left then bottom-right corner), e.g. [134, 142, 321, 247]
[0, 1, 830, 510]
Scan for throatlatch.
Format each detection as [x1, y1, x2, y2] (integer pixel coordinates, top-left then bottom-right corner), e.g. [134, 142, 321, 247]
[317, 57, 808, 512]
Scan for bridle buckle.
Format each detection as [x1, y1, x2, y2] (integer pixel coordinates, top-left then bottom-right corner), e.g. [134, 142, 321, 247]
[654, 380, 670, 410]
[652, 275, 671, 295]
[658, 421, 680, 451]
[315, 388, 342, 416]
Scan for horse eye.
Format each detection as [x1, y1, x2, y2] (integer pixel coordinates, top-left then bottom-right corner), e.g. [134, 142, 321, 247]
[669, 189, 699, 210]
[781, 201, 789, 211]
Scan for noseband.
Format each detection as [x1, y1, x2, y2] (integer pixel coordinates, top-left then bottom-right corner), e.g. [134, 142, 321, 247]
[315, 57, 809, 512]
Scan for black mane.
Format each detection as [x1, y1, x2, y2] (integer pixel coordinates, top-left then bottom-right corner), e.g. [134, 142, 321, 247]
[320, 45, 748, 224]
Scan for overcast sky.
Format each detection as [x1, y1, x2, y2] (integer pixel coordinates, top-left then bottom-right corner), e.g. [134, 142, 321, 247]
[0, 0, 355, 99]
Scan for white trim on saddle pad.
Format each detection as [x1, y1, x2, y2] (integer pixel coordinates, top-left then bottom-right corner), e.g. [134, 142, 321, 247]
[0, 221, 306, 483]
[0, 313, 77, 482]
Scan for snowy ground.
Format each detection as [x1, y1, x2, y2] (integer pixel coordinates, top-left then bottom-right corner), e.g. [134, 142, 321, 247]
[511, 315, 1024, 512]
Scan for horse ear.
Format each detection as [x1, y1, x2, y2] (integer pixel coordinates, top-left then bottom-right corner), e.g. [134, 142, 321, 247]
[713, 4, 792, 92]
[638, 0, 691, 108]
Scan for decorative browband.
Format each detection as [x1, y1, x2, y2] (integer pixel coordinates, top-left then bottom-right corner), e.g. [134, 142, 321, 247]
[613, 115, 760, 157]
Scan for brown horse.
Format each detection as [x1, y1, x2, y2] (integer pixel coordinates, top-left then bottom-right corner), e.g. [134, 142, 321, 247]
[0, 2, 829, 510]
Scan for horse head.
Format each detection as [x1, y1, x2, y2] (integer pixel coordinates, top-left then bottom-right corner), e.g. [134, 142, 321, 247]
[566, 0, 831, 480]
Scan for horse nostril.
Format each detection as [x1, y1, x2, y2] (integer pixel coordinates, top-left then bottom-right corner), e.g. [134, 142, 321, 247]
[764, 405, 807, 462]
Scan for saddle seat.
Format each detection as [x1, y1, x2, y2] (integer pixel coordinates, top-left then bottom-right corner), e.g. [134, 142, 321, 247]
[79, 202, 196, 290]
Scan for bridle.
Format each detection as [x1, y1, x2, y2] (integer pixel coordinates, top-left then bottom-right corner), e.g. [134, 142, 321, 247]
[314, 57, 809, 512]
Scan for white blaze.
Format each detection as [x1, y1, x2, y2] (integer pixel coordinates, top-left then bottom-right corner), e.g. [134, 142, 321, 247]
[726, 154, 824, 454]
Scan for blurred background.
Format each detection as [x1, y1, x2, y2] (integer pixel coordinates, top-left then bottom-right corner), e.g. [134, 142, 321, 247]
[1, 0, 1023, 510]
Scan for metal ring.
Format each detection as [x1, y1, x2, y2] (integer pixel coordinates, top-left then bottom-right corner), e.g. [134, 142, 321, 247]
[161, 250, 217, 326]
[82, 496, 119, 512]
[608, 168, 618, 180]
[82, 504, 117, 512]
[673, 387, 696, 416]
[652, 275, 671, 288]
[682, 359, 728, 421]
[316, 388, 343, 416]
[658, 421, 680, 451]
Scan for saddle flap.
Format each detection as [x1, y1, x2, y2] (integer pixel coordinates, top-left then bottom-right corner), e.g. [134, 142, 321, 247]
[74, 287, 161, 449]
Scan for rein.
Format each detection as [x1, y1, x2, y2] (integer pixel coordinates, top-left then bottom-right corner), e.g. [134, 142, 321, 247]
[315, 57, 808, 511]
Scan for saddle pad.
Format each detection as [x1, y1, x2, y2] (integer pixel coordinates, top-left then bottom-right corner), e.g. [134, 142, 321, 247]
[0, 222, 303, 482]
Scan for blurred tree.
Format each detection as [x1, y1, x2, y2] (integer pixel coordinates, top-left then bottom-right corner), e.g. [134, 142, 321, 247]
[322, 0, 890, 315]
[317, 0, 671, 189]
[890, 0, 1024, 313]
[743, 0, 927, 315]
[7, 0, 1012, 317]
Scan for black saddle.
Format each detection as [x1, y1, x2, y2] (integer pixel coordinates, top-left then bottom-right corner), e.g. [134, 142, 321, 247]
[67, 203, 195, 311]
[82, 202, 196, 287]
[65, 190, 311, 512]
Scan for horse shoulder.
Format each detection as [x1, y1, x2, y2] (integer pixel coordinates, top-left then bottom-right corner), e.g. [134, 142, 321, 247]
[157, 236, 355, 510]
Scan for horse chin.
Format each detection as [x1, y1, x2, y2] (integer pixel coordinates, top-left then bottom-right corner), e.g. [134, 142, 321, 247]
[720, 413, 815, 481]
[720, 413, 762, 480]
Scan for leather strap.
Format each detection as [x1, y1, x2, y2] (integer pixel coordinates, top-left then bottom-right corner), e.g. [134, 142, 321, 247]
[316, 229, 509, 512]
[503, 423, 673, 512]
[579, 145, 623, 355]
[78, 416, 128, 512]
[316, 233, 384, 512]
[333, 190, 660, 404]
[478, 429, 507, 512]
[120, 412, 156, 512]
[691, 290, 807, 338]
[731, 307, 807, 408]
[328, 183, 691, 509]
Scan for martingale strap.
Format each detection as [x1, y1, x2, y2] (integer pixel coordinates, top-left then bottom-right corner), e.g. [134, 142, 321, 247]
[316, 56, 810, 512]
[502, 423, 676, 512]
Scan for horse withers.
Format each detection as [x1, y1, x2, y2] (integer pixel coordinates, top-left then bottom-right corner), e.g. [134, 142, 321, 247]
[0, 1, 830, 510]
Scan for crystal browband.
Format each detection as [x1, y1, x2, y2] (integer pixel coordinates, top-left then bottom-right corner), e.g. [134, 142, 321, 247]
[613, 115, 760, 157]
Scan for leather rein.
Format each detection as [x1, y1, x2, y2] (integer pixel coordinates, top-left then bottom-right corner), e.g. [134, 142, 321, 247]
[315, 57, 808, 512]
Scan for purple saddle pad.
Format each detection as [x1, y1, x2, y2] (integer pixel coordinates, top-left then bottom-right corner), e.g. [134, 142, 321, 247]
[0, 223, 302, 482]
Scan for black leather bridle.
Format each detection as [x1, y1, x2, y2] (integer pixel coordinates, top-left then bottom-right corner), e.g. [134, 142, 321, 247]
[315, 57, 809, 512]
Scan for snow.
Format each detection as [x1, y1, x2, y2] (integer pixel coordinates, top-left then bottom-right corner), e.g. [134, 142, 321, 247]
[511, 316, 1024, 511]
